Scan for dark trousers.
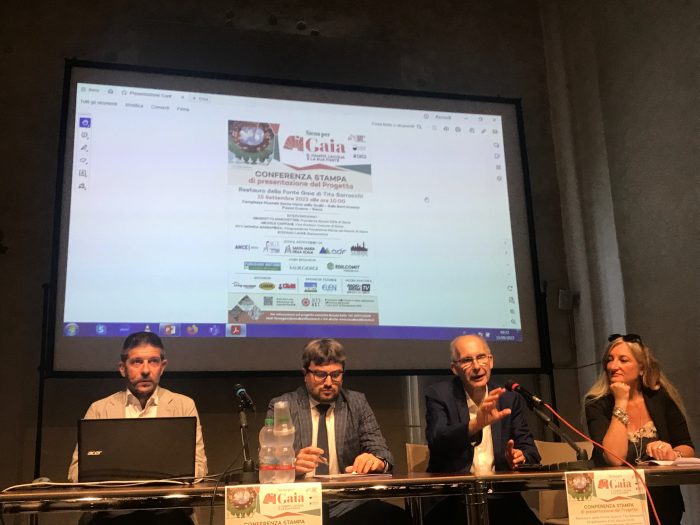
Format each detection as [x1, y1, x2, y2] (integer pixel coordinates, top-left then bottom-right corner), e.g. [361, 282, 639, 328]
[647, 486, 683, 525]
[78, 509, 194, 525]
[327, 499, 412, 525]
[424, 493, 541, 525]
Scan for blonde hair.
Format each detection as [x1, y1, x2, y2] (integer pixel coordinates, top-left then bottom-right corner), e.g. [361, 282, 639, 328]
[585, 337, 685, 414]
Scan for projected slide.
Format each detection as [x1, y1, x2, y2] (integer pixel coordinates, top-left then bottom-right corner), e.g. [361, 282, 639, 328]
[61, 83, 521, 342]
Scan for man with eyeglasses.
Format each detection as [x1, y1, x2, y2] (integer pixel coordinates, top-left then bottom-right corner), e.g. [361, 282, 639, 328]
[267, 338, 410, 525]
[67, 331, 208, 483]
[424, 334, 541, 525]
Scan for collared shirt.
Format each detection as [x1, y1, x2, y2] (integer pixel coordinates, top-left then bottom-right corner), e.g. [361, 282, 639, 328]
[466, 387, 495, 474]
[124, 387, 159, 418]
[306, 398, 339, 477]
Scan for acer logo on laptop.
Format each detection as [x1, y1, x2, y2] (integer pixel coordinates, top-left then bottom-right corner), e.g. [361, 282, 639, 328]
[86, 450, 103, 456]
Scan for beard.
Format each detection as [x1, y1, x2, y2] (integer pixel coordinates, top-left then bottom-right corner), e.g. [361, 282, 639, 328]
[309, 385, 340, 403]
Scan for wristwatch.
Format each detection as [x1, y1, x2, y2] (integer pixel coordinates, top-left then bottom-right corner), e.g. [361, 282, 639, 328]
[375, 456, 391, 473]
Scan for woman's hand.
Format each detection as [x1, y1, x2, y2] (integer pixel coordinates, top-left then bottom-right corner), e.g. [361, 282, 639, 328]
[610, 382, 630, 406]
[646, 441, 676, 461]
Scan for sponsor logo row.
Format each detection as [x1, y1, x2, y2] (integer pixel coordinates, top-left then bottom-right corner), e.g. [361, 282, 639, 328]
[236, 241, 368, 256]
[242, 261, 365, 273]
[256, 295, 372, 308]
[232, 279, 372, 294]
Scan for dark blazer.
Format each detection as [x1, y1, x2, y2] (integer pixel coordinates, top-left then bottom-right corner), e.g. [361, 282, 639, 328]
[585, 387, 694, 524]
[585, 387, 693, 466]
[268, 386, 393, 471]
[425, 377, 540, 473]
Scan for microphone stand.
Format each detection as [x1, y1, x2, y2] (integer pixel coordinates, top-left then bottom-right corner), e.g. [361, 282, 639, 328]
[224, 400, 258, 484]
[238, 401, 258, 483]
[530, 402, 594, 471]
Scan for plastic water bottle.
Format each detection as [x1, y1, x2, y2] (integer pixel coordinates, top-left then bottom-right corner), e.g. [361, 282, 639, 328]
[273, 401, 296, 483]
[258, 418, 277, 484]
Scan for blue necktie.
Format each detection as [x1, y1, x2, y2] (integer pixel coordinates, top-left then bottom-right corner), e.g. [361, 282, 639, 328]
[316, 404, 330, 475]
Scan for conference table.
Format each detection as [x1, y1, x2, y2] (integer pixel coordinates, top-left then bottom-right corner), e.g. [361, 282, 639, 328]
[2, 466, 699, 524]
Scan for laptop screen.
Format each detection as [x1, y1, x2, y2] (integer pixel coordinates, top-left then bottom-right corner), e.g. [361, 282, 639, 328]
[78, 417, 196, 482]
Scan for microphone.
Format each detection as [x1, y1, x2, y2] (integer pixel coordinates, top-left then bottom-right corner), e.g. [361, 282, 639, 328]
[231, 384, 257, 484]
[234, 384, 255, 410]
[504, 380, 543, 408]
[504, 381, 593, 469]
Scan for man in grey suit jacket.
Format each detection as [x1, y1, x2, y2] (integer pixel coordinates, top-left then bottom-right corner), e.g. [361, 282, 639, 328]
[68, 331, 207, 482]
[268, 338, 409, 525]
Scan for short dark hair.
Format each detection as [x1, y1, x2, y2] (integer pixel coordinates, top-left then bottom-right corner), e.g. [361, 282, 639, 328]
[302, 338, 346, 370]
[120, 331, 165, 362]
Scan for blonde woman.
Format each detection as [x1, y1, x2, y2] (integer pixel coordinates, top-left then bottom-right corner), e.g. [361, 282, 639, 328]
[585, 333, 694, 525]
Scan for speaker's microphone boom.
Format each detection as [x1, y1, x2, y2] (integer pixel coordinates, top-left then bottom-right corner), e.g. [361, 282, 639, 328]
[504, 380, 543, 408]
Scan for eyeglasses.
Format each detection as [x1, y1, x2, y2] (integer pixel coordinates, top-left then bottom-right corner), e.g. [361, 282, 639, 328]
[608, 333, 642, 344]
[126, 357, 163, 366]
[307, 369, 344, 382]
[452, 354, 492, 368]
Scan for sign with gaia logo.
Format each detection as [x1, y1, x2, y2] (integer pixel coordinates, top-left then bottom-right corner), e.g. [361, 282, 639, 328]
[565, 470, 649, 525]
[225, 483, 322, 525]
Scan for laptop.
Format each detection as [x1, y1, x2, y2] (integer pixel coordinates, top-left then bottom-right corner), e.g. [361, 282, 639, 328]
[78, 417, 196, 482]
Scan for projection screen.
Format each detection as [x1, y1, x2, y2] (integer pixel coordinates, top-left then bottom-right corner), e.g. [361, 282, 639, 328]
[50, 61, 546, 372]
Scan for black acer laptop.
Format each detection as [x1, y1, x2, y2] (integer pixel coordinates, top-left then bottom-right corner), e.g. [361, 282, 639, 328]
[78, 417, 196, 482]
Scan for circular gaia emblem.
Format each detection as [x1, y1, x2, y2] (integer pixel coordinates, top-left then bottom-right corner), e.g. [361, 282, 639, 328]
[566, 473, 594, 501]
[229, 121, 275, 164]
[226, 487, 259, 517]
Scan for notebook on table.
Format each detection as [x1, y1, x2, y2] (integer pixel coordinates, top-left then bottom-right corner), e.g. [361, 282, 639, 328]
[78, 416, 196, 482]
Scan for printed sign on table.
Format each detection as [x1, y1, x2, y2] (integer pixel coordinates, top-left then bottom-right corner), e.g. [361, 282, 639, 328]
[566, 470, 649, 525]
[225, 483, 323, 525]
